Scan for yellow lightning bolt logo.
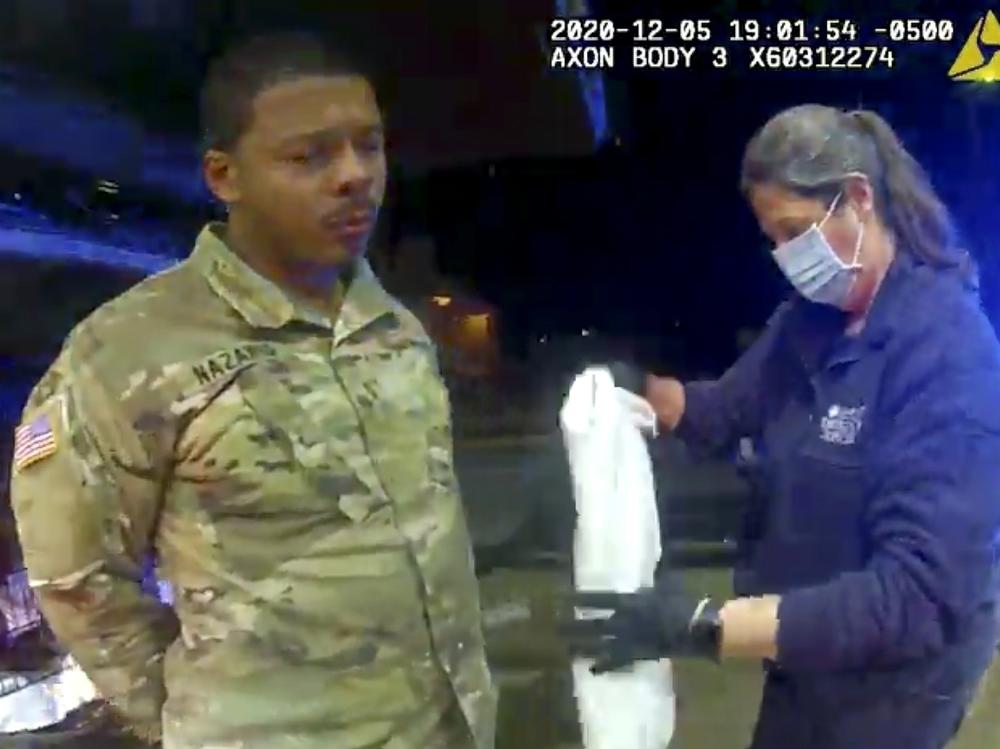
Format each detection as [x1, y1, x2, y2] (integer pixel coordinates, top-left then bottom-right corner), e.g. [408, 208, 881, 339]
[949, 10, 1000, 82]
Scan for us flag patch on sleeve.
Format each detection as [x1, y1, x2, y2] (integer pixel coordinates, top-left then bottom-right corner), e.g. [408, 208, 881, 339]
[13, 414, 58, 472]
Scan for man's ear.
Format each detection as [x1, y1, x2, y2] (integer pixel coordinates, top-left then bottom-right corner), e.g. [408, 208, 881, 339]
[203, 149, 241, 204]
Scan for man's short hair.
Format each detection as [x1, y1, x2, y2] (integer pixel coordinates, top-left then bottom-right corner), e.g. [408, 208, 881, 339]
[199, 32, 370, 152]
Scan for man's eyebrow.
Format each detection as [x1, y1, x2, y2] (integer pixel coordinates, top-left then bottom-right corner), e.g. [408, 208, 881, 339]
[275, 124, 384, 146]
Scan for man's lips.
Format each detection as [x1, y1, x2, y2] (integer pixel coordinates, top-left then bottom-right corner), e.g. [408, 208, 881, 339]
[321, 211, 375, 239]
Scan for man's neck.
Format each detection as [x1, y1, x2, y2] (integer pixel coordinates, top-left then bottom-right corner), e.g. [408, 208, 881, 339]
[223, 216, 354, 316]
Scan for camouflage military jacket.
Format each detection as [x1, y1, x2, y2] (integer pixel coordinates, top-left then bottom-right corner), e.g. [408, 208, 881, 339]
[11, 225, 497, 749]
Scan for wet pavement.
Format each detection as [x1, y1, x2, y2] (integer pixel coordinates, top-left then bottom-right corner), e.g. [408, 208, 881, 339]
[4, 433, 999, 747]
[457, 431, 1000, 749]
[453, 432, 751, 570]
[4, 565, 1000, 749]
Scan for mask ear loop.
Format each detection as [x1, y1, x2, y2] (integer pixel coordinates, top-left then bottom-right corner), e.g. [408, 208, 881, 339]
[818, 191, 842, 229]
[848, 212, 865, 268]
[832, 172, 870, 266]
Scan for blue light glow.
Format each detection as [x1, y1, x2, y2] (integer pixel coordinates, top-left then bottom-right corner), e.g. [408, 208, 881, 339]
[553, 0, 610, 147]
[0, 65, 207, 205]
[0, 226, 175, 275]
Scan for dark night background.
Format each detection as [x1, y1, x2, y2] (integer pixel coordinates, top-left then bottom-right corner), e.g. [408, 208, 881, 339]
[0, 2, 999, 743]
[0, 0, 995, 378]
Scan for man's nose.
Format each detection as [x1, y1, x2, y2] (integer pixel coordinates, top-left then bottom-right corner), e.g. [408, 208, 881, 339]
[325, 145, 372, 196]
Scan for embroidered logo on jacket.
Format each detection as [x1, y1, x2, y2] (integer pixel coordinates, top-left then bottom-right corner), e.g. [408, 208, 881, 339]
[819, 405, 866, 446]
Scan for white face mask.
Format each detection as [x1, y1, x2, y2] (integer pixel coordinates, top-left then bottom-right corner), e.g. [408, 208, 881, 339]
[772, 191, 864, 307]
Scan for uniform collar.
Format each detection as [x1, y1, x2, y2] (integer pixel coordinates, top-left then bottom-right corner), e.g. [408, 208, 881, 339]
[190, 223, 408, 343]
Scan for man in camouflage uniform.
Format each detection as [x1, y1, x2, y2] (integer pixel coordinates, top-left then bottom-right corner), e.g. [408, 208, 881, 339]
[10, 33, 497, 748]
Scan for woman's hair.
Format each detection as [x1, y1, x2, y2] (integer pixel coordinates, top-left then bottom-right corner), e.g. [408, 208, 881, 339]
[740, 104, 975, 285]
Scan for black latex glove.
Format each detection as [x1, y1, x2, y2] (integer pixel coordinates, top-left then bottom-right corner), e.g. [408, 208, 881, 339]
[605, 360, 647, 397]
[562, 578, 721, 673]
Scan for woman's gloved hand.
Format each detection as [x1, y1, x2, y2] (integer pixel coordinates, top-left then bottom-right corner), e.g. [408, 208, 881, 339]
[562, 577, 722, 673]
[605, 360, 647, 397]
[605, 361, 686, 432]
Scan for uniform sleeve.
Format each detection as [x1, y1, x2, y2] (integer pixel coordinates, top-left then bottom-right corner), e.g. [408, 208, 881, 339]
[10, 352, 179, 742]
[776, 316, 1000, 671]
[674, 304, 789, 457]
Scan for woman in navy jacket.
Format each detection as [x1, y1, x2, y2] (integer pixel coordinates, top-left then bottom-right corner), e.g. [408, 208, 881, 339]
[568, 104, 1000, 748]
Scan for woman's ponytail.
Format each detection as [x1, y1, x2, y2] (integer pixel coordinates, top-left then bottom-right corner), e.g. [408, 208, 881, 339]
[851, 109, 976, 287]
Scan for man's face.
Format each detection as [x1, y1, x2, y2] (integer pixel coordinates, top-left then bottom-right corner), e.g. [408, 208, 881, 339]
[205, 74, 386, 266]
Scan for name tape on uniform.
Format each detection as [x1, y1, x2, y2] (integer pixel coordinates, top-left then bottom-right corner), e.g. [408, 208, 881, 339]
[191, 343, 278, 387]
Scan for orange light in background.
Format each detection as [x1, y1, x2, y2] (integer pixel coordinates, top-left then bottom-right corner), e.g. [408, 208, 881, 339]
[463, 313, 491, 340]
[432, 295, 453, 307]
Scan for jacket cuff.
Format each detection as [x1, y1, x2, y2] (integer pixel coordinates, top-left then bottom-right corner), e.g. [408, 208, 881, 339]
[776, 586, 845, 671]
[674, 381, 716, 451]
